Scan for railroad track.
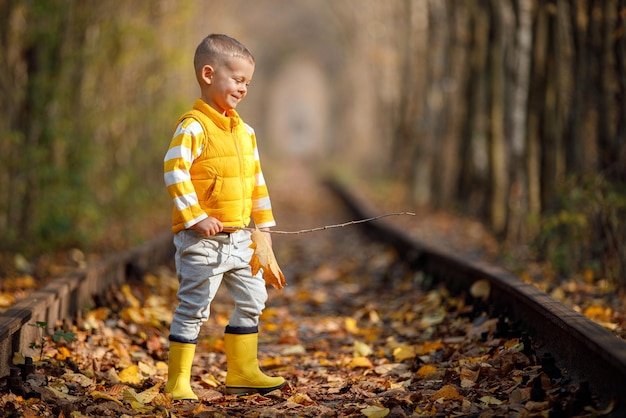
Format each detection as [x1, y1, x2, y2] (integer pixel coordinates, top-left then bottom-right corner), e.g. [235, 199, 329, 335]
[325, 179, 626, 417]
[0, 231, 175, 379]
[0, 179, 624, 416]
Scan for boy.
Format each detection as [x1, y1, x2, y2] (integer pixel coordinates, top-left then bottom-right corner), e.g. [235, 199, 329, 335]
[163, 34, 285, 400]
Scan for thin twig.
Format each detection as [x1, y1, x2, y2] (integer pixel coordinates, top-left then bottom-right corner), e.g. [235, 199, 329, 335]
[230, 212, 416, 235]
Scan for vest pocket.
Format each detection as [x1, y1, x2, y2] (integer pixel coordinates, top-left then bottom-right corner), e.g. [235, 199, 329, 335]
[206, 175, 223, 204]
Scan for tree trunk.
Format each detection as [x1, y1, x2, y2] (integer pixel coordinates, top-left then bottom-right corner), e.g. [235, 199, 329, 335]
[487, 0, 508, 234]
[505, 0, 534, 243]
[431, 2, 468, 209]
[457, 1, 491, 218]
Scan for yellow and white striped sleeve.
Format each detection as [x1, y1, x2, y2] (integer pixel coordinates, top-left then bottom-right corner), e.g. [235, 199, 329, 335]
[164, 119, 208, 228]
[248, 126, 276, 228]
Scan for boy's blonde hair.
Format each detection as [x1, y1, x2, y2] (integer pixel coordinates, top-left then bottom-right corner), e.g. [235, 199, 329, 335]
[194, 34, 254, 75]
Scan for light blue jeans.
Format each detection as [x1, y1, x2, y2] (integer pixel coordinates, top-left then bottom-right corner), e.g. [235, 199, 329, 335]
[169, 229, 268, 343]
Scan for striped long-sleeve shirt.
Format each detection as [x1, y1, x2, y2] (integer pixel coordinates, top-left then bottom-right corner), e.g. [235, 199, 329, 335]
[164, 99, 275, 233]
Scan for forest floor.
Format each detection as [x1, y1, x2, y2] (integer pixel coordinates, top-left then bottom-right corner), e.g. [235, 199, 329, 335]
[345, 173, 626, 343]
[0, 161, 623, 417]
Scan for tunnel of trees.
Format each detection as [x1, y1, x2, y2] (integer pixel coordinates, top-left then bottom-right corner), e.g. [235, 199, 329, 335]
[1, 0, 624, 287]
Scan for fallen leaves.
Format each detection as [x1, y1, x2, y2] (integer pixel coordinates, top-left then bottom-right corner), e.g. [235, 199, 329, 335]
[416, 364, 438, 378]
[0, 275, 37, 312]
[1, 252, 614, 417]
[287, 391, 314, 405]
[118, 365, 142, 385]
[91, 390, 123, 406]
[0, 198, 616, 417]
[361, 404, 390, 417]
[431, 384, 463, 401]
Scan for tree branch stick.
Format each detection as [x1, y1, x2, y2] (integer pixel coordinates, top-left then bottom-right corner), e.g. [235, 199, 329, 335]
[231, 212, 415, 235]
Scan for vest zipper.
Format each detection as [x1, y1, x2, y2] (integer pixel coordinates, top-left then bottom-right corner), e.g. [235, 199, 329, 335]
[233, 129, 247, 226]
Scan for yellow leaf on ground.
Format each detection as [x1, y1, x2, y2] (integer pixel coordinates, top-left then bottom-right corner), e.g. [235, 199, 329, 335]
[155, 361, 168, 375]
[417, 340, 443, 355]
[138, 360, 157, 377]
[118, 365, 142, 384]
[111, 339, 131, 363]
[393, 344, 416, 362]
[319, 358, 336, 367]
[9, 274, 37, 289]
[416, 364, 438, 378]
[353, 340, 373, 357]
[0, 292, 16, 308]
[282, 344, 306, 355]
[121, 307, 146, 324]
[431, 384, 463, 401]
[361, 405, 390, 418]
[584, 305, 613, 322]
[345, 317, 359, 334]
[347, 356, 374, 369]
[480, 395, 503, 405]
[56, 346, 71, 361]
[123, 388, 144, 406]
[121, 284, 141, 308]
[126, 383, 162, 405]
[200, 374, 221, 388]
[150, 392, 173, 407]
[287, 392, 314, 405]
[91, 390, 123, 405]
[249, 226, 286, 289]
[260, 356, 284, 368]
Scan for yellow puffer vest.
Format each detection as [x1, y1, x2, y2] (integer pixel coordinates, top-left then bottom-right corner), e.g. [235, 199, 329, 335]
[172, 101, 256, 231]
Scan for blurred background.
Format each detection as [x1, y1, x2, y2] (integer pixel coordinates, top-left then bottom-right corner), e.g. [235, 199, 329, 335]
[1, 0, 625, 287]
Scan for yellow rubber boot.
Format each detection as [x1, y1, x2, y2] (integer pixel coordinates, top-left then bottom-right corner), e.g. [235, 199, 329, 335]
[165, 341, 199, 400]
[224, 332, 285, 395]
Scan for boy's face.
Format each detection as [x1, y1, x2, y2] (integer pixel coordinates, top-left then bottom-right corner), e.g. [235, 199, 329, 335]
[202, 56, 255, 115]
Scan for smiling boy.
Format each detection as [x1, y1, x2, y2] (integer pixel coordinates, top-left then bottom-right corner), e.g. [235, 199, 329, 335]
[163, 34, 284, 401]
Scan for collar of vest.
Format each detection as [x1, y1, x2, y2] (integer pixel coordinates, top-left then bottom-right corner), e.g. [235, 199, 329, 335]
[193, 99, 241, 131]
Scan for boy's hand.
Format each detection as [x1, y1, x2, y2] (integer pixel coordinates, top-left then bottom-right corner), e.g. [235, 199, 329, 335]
[191, 217, 224, 237]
